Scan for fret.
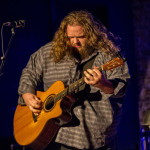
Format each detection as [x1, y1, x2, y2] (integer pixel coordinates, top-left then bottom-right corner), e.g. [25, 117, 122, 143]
[68, 77, 84, 93]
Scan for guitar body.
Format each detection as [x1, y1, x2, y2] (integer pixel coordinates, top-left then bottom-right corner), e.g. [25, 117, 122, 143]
[13, 81, 76, 150]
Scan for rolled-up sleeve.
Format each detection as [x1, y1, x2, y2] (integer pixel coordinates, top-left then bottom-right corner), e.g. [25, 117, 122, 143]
[18, 48, 44, 105]
[93, 52, 130, 100]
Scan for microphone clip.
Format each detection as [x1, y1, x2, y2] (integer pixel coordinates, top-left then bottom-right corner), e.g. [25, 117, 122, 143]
[3, 20, 25, 28]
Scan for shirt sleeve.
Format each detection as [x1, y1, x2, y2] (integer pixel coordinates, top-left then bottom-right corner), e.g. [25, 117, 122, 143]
[93, 52, 130, 100]
[107, 60, 130, 98]
[18, 48, 44, 105]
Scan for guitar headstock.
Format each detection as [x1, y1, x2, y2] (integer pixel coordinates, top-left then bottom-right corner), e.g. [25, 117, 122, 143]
[101, 57, 125, 71]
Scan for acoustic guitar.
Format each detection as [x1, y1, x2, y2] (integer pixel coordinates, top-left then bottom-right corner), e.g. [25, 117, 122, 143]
[13, 57, 124, 150]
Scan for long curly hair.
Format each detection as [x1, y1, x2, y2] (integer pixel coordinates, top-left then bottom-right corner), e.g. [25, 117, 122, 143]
[50, 10, 120, 63]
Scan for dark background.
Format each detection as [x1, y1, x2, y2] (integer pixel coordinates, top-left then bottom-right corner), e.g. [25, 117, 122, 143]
[0, 0, 143, 149]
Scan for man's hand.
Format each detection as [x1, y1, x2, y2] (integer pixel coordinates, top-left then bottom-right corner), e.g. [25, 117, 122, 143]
[22, 93, 42, 116]
[84, 66, 114, 94]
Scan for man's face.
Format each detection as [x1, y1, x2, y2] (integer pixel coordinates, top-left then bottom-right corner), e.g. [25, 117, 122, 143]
[67, 25, 87, 52]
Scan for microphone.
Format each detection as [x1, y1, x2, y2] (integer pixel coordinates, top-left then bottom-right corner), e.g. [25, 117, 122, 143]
[3, 20, 25, 28]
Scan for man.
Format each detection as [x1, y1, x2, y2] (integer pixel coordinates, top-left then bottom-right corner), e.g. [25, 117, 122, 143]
[17, 10, 130, 150]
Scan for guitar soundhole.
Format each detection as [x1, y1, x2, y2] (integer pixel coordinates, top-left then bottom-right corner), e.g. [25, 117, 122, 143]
[44, 94, 55, 111]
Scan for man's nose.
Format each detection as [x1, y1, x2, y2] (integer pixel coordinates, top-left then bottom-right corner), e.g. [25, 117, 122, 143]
[73, 37, 79, 44]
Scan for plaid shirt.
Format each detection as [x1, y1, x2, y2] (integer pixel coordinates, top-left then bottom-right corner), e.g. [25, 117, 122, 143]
[18, 42, 130, 149]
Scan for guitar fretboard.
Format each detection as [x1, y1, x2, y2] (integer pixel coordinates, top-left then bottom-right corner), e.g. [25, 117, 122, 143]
[54, 77, 85, 103]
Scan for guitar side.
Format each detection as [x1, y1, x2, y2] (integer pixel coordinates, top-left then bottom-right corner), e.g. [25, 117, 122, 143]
[13, 81, 72, 150]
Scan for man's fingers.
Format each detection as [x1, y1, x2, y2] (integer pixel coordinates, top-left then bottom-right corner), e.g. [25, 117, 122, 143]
[84, 72, 93, 81]
[84, 68, 100, 81]
[84, 67, 104, 86]
[29, 105, 41, 115]
[33, 95, 41, 102]
[31, 101, 42, 109]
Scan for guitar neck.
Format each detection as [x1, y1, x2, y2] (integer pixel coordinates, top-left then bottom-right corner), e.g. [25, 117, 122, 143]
[68, 77, 85, 93]
[54, 67, 102, 103]
[68, 66, 103, 93]
[54, 77, 85, 102]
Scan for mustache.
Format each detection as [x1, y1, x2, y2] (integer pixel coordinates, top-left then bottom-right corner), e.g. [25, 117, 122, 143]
[73, 43, 81, 47]
[68, 44, 94, 60]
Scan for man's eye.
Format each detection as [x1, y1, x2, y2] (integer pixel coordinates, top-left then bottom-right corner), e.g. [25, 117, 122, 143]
[79, 36, 85, 38]
[68, 37, 73, 39]
[68, 36, 85, 39]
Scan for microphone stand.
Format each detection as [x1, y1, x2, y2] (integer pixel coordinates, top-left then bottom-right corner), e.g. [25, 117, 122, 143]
[0, 25, 16, 77]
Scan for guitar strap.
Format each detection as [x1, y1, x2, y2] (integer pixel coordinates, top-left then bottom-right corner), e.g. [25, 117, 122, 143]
[73, 54, 97, 99]
[80, 54, 97, 77]
[72, 54, 97, 94]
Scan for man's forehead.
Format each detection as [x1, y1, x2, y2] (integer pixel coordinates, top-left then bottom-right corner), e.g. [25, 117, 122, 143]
[67, 25, 84, 35]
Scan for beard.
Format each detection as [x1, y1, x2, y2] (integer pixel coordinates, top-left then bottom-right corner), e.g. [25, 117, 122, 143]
[68, 43, 94, 61]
